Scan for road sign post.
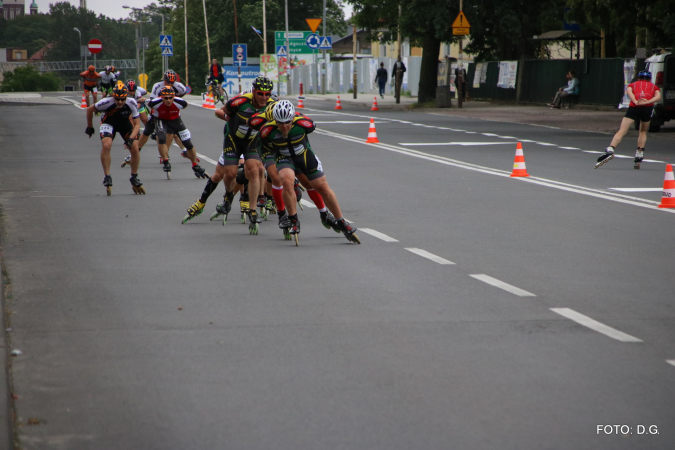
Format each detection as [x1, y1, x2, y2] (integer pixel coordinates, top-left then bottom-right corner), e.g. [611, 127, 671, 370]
[452, 10, 470, 108]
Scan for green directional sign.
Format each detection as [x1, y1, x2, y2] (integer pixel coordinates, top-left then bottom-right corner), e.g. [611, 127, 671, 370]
[275, 31, 315, 55]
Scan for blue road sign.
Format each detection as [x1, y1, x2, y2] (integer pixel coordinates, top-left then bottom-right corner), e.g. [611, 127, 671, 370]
[305, 33, 320, 50]
[233, 44, 248, 67]
[276, 45, 288, 56]
[159, 35, 173, 48]
[318, 36, 332, 50]
[161, 47, 173, 56]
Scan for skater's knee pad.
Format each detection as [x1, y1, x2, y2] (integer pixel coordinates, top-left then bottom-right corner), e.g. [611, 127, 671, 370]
[236, 166, 247, 185]
[181, 139, 194, 150]
[156, 130, 167, 144]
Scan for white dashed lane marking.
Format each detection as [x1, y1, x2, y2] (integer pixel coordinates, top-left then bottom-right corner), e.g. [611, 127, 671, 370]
[405, 248, 455, 265]
[609, 188, 662, 192]
[550, 308, 643, 342]
[667, 360, 675, 368]
[359, 228, 399, 242]
[469, 274, 536, 297]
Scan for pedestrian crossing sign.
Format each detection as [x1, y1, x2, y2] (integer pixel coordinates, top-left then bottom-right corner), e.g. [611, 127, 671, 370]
[318, 37, 332, 50]
[276, 45, 288, 56]
[162, 47, 173, 56]
[159, 35, 173, 47]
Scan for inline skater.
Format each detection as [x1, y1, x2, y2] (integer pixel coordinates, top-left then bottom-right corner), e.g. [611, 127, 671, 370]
[121, 79, 149, 168]
[248, 111, 340, 236]
[183, 76, 275, 234]
[146, 86, 208, 180]
[79, 65, 101, 107]
[84, 83, 145, 195]
[258, 100, 359, 244]
[99, 66, 118, 99]
[595, 70, 661, 169]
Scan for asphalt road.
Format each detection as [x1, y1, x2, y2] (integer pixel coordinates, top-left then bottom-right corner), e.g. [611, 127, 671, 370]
[0, 95, 674, 450]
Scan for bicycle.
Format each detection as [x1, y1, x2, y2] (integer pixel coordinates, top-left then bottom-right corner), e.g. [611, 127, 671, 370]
[202, 79, 228, 105]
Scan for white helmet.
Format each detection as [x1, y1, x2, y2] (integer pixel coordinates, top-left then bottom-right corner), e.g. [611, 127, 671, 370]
[273, 100, 295, 123]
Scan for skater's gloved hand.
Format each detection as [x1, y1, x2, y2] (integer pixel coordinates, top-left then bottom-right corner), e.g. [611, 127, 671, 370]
[124, 137, 134, 149]
[85, 127, 95, 138]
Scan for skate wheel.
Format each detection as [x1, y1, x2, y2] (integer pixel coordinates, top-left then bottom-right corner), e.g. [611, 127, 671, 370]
[350, 233, 361, 244]
[241, 215, 246, 224]
[106, 187, 111, 196]
[181, 214, 191, 224]
[166, 172, 171, 180]
[298, 201, 304, 211]
[634, 163, 640, 169]
[284, 229, 291, 240]
[210, 211, 221, 221]
[223, 214, 227, 226]
[249, 223, 259, 235]
[133, 186, 146, 195]
[294, 234, 299, 246]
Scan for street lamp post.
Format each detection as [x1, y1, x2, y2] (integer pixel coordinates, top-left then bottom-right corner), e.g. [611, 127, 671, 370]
[148, 13, 167, 74]
[73, 27, 83, 72]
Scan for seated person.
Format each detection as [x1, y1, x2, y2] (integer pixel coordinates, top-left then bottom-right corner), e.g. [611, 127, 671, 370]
[549, 71, 579, 108]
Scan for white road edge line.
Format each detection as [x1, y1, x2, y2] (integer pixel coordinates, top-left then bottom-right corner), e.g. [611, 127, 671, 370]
[300, 199, 316, 209]
[405, 248, 455, 265]
[666, 360, 675, 368]
[469, 274, 536, 297]
[550, 307, 643, 343]
[313, 128, 674, 214]
[359, 228, 398, 242]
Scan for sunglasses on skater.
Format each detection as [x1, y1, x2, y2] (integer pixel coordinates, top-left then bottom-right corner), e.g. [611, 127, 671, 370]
[255, 91, 272, 97]
[162, 96, 174, 100]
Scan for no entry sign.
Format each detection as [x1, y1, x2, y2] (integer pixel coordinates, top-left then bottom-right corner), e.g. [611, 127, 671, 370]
[88, 39, 102, 54]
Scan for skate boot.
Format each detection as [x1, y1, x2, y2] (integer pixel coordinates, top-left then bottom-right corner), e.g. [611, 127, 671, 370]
[181, 200, 206, 224]
[288, 214, 300, 246]
[121, 154, 131, 168]
[294, 178, 304, 210]
[265, 197, 277, 215]
[594, 147, 615, 169]
[278, 210, 291, 240]
[103, 174, 113, 196]
[246, 209, 261, 235]
[320, 210, 341, 233]
[634, 148, 644, 169]
[210, 191, 234, 224]
[239, 193, 250, 224]
[129, 174, 146, 195]
[337, 218, 361, 244]
[256, 195, 268, 220]
[180, 150, 200, 163]
[192, 164, 209, 179]
[163, 159, 172, 179]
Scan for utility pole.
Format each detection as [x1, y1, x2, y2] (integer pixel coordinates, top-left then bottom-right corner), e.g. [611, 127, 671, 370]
[285, 0, 291, 95]
[233, 0, 241, 93]
[184, 0, 189, 86]
[458, 0, 464, 108]
[202, 0, 211, 63]
[321, 0, 326, 94]
[352, 11, 357, 99]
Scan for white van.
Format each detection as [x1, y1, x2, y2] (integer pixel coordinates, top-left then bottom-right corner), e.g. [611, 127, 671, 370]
[644, 51, 675, 132]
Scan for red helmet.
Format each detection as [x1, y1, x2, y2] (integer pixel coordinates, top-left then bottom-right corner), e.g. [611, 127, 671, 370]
[88, 65, 95, 71]
[126, 79, 136, 92]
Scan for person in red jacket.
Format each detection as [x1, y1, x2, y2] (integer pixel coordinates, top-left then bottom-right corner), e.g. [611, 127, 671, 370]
[595, 70, 661, 169]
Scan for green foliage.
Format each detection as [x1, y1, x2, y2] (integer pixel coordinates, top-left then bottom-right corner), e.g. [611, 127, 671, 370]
[1, 65, 60, 92]
[0, 14, 52, 56]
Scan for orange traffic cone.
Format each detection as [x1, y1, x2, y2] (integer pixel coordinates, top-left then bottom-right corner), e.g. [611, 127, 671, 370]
[297, 96, 305, 108]
[658, 164, 675, 208]
[202, 92, 216, 109]
[365, 118, 380, 143]
[371, 97, 379, 111]
[335, 96, 343, 110]
[80, 92, 88, 109]
[510, 143, 530, 177]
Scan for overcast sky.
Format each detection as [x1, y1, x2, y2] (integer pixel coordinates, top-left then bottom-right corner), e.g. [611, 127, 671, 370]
[31, 0, 352, 23]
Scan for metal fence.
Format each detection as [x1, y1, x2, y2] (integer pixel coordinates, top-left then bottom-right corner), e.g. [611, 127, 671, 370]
[466, 58, 626, 106]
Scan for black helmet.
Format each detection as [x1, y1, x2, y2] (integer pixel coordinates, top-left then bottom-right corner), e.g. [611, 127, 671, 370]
[160, 86, 176, 98]
[252, 76, 273, 92]
[112, 84, 129, 100]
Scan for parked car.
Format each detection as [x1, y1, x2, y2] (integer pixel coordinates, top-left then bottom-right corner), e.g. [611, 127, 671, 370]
[644, 51, 675, 132]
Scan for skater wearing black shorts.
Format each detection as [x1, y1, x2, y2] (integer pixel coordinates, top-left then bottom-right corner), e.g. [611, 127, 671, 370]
[84, 84, 145, 195]
[182, 76, 275, 229]
[595, 70, 661, 169]
[257, 100, 359, 243]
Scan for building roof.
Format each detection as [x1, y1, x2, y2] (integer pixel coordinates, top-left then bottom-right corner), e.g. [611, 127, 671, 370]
[533, 30, 603, 41]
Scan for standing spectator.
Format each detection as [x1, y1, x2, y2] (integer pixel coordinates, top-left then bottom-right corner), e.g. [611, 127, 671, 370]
[374, 62, 388, 99]
[454, 65, 467, 101]
[548, 71, 579, 109]
[208, 58, 225, 98]
[392, 59, 407, 94]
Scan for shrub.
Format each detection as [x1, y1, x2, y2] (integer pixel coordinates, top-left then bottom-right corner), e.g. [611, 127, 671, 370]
[1, 65, 60, 92]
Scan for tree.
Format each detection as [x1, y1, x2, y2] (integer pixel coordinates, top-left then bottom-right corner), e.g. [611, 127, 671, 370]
[1, 65, 60, 92]
[0, 14, 52, 56]
[351, 0, 459, 103]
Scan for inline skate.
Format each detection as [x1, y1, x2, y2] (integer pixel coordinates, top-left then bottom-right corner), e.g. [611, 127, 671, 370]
[182, 200, 205, 224]
[129, 174, 146, 194]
